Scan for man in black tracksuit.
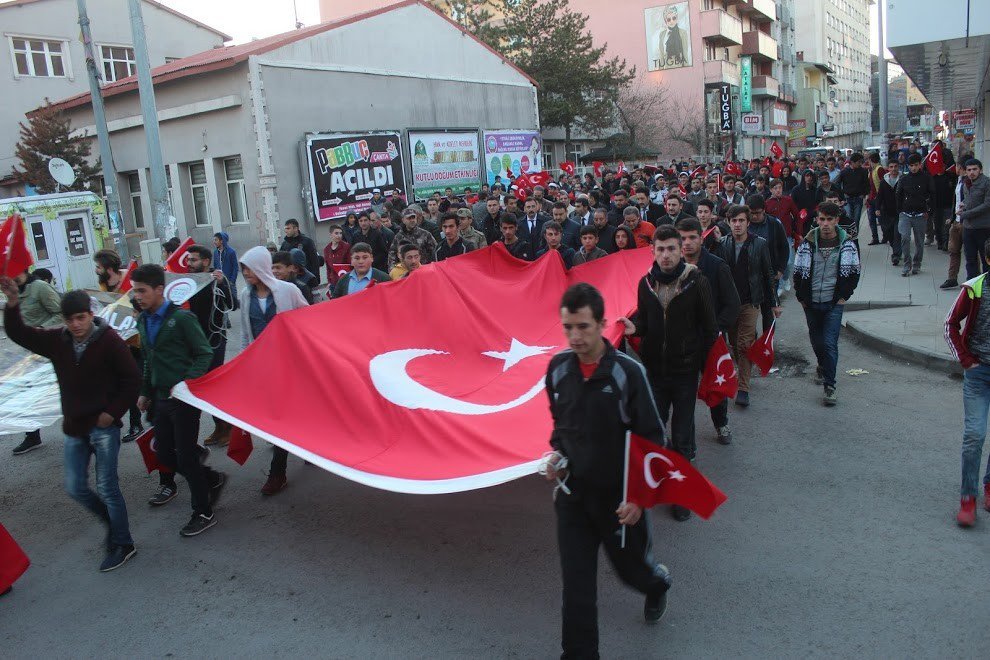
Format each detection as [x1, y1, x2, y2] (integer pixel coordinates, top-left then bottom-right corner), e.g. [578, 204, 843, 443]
[677, 217, 741, 445]
[620, 225, 718, 521]
[545, 283, 672, 659]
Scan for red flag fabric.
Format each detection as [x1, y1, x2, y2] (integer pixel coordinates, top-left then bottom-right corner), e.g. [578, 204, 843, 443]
[770, 141, 783, 159]
[0, 214, 34, 277]
[925, 141, 946, 176]
[724, 162, 742, 177]
[625, 434, 727, 519]
[697, 335, 738, 406]
[0, 523, 29, 591]
[118, 258, 138, 293]
[135, 427, 171, 474]
[617, 161, 626, 175]
[164, 237, 195, 273]
[677, 183, 688, 197]
[560, 161, 576, 176]
[592, 161, 604, 177]
[226, 427, 253, 465]
[771, 160, 784, 178]
[746, 320, 776, 376]
[173, 244, 654, 494]
[799, 208, 808, 222]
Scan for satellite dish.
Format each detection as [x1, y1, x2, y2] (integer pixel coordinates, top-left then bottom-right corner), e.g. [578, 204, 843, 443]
[48, 158, 76, 186]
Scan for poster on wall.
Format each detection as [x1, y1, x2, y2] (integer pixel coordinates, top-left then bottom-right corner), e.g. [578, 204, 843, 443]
[407, 130, 481, 201]
[645, 2, 692, 71]
[482, 130, 543, 186]
[306, 132, 405, 222]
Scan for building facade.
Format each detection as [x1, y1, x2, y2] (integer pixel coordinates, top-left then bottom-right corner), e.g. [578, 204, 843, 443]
[789, 55, 838, 150]
[45, 1, 539, 255]
[793, 0, 874, 149]
[0, 0, 230, 198]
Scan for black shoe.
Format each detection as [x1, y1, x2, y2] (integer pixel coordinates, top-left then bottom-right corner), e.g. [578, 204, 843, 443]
[209, 472, 227, 508]
[12, 433, 42, 455]
[901, 270, 910, 277]
[912, 267, 920, 275]
[671, 505, 691, 522]
[180, 513, 217, 537]
[734, 391, 750, 407]
[823, 386, 837, 407]
[868, 239, 880, 245]
[99, 545, 137, 572]
[892, 257, 900, 266]
[940, 279, 959, 289]
[148, 484, 178, 507]
[121, 425, 143, 443]
[644, 568, 671, 624]
[715, 425, 732, 445]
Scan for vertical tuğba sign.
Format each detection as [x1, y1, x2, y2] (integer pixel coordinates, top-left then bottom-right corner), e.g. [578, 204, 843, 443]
[719, 85, 734, 132]
[306, 132, 406, 222]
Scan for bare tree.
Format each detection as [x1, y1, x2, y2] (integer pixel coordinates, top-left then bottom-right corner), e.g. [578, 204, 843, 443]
[663, 98, 710, 157]
[614, 78, 669, 152]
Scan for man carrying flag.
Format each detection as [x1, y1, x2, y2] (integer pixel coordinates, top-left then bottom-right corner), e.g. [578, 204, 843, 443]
[543, 283, 672, 659]
[793, 202, 861, 406]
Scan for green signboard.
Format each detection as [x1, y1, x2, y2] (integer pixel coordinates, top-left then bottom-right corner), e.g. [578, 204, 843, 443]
[740, 56, 752, 113]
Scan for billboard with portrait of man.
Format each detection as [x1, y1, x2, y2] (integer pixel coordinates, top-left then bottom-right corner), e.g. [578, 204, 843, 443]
[645, 2, 692, 71]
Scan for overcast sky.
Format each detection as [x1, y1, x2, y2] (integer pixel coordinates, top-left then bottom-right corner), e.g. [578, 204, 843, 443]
[160, 0, 321, 43]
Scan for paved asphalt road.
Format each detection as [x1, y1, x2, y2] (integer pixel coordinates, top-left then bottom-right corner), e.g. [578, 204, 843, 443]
[1, 295, 987, 658]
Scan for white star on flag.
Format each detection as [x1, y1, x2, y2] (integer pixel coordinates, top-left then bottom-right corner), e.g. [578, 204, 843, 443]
[483, 338, 556, 372]
[667, 470, 686, 482]
[715, 375, 726, 385]
[764, 349, 771, 356]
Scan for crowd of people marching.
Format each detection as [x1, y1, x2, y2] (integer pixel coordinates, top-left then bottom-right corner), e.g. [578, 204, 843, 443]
[3, 143, 990, 656]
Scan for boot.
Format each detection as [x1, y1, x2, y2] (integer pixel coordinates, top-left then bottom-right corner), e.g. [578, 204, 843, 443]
[957, 496, 977, 527]
[212, 420, 233, 448]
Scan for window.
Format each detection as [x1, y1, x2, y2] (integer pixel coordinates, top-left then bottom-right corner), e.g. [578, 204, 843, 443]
[568, 143, 583, 164]
[127, 173, 144, 229]
[99, 45, 135, 82]
[224, 157, 249, 224]
[30, 221, 49, 260]
[64, 216, 88, 257]
[189, 162, 211, 226]
[543, 146, 555, 170]
[10, 36, 66, 77]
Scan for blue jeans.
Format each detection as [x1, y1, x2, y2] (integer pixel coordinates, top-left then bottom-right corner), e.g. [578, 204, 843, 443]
[804, 301, 844, 387]
[64, 425, 133, 547]
[846, 196, 864, 238]
[961, 364, 990, 497]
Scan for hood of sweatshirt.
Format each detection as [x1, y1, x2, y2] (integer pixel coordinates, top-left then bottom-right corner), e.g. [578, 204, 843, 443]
[239, 245, 280, 292]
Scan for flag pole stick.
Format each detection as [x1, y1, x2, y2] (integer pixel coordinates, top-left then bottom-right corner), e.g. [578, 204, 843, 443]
[621, 430, 630, 549]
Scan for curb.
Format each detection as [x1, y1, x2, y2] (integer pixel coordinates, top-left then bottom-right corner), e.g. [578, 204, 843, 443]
[843, 300, 913, 312]
[844, 320, 961, 377]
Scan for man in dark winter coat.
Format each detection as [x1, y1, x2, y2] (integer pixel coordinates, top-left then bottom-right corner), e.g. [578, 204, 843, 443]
[279, 219, 322, 285]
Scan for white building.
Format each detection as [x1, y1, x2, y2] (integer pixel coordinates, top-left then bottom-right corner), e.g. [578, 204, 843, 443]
[794, 0, 873, 149]
[0, 0, 230, 198]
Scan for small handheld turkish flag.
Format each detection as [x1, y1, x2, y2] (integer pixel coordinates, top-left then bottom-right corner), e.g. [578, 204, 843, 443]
[770, 141, 783, 159]
[0, 214, 34, 277]
[560, 161, 576, 176]
[690, 165, 706, 180]
[624, 433, 727, 520]
[617, 161, 626, 175]
[226, 426, 253, 465]
[925, 141, 945, 176]
[0, 523, 29, 592]
[118, 259, 138, 293]
[678, 183, 688, 197]
[135, 427, 172, 474]
[164, 237, 195, 273]
[771, 160, 784, 178]
[592, 161, 604, 177]
[725, 162, 742, 177]
[747, 319, 776, 376]
[697, 335, 738, 407]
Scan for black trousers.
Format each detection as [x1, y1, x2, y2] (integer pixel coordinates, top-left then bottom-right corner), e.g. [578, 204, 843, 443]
[154, 399, 219, 516]
[127, 347, 143, 429]
[651, 373, 699, 460]
[208, 339, 227, 426]
[556, 484, 669, 660]
[270, 447, 288, 477]
[709, 398, 728, 429]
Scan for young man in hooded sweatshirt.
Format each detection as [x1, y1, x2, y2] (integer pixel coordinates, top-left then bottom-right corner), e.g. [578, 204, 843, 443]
[238, 246, 309, 495]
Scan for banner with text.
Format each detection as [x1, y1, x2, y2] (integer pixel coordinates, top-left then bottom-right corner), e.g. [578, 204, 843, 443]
[482, 130, 543, 186]
[306, 132, 406, 222]
[408, 130, 481, 201]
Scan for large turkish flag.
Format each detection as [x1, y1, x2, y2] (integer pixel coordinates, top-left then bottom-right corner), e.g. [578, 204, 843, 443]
[173, 244, 654, 493]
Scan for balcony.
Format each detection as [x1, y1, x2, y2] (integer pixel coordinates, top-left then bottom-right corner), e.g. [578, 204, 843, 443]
[699, 9, 743, 46]
[752, 74, 779, 98]
[703, 59, 740, 87]
[738, 0, 776, 22]
[741, 30, 778, 61]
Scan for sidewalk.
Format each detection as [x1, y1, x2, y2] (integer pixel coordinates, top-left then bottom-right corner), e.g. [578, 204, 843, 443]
[842, 233, 962, 374]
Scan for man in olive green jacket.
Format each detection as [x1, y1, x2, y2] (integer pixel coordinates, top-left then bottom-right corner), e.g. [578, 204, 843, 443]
[130, 264, 226, 538]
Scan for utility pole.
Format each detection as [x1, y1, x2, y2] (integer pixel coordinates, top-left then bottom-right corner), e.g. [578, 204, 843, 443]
[127, 0, 174, 241]
[878, 0, 888, 138]
[76, 0, 128, 260]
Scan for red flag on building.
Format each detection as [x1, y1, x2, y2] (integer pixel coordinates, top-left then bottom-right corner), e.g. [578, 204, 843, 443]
[164, 237, 194, 273]
[560, 161, 576, 176]
[0, 523, 29, 592]
[697, 334, 738, 406]
[172, 244, 654, 494]
[118, 258, 138, 293]
[770, 141, 784, 159]
[226, 427, 253, 465]
[592, 161, 604, 177]
[0, 214, 34, 277]
[624, 433, 727, 519]
[925, 141, 946, 176]
[134, 427, 171, 474]
[747, 320, 776, 376]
